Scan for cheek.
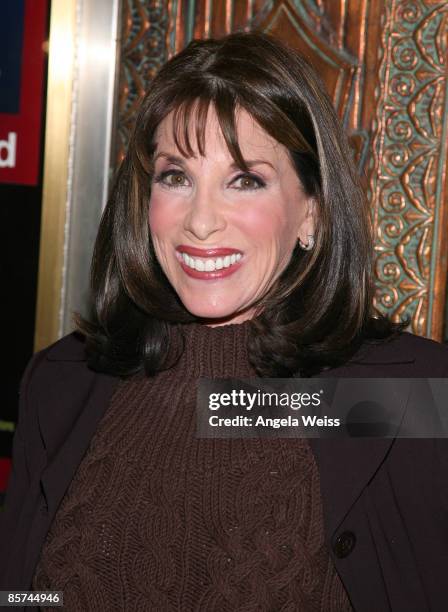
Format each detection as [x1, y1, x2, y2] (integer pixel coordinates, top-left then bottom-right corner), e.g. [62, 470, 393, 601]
[148, 193, 176, 235]
[237, 199, 289, 244]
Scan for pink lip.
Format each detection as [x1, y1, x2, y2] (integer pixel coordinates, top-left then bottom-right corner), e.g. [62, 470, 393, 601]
[177, 244, 242, 257]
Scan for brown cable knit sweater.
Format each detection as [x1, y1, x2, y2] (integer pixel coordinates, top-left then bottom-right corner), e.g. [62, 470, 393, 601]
[32, 320, 352, 611]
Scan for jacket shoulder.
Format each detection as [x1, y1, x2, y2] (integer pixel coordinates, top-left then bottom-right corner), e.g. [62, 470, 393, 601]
[15, 333, 88, 403]
[396, 331, 448, 360]
[42, 331, 87, 362]
[348, 331, 448, 375]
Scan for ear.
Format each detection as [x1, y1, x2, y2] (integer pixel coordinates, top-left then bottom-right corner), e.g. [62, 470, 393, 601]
[297, 196, 317, 244]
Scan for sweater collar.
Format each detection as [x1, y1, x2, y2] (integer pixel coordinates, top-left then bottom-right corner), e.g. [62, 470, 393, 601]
[166, 318, 257, 378]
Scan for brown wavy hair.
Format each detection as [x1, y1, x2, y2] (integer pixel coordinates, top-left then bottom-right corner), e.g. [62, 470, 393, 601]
[74, 30, 406, 377]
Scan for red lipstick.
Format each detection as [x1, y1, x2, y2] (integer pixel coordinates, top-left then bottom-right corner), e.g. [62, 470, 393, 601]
[177, 245, 242, 257]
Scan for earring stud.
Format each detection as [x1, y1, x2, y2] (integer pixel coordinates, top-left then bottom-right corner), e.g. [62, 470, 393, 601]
[298, 235, 315, 251]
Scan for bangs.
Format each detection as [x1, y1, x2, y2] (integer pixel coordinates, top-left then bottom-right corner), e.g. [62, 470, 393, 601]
[170, 93, 252, 172]
[167, 91, 317, 173]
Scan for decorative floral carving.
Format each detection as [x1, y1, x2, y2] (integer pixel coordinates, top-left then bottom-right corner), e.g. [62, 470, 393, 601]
[116, 0, 169, 163]
[370, 0, 448, 336]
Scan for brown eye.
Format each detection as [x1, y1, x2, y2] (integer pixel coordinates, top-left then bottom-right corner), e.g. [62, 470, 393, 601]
[233, 173, 266, 191]
[163, 171, 188, 187]
[152, 170, 190, 189]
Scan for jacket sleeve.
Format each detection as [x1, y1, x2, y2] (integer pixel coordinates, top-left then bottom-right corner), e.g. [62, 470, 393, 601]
[0, 347, 49, 583]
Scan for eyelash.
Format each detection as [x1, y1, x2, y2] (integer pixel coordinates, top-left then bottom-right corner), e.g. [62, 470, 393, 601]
[152, 170, 266, 191]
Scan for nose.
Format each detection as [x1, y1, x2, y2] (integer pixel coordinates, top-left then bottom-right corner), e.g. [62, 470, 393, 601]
[183, 184, 226, 241]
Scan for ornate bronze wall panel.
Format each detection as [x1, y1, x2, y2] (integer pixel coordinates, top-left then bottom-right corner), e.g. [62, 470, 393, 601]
[369, 0, 448, 338]
[116, 0, 448, 340]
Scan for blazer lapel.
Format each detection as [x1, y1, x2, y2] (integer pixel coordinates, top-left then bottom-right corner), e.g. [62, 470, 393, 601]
[309, 338, 416, 538]
[37, 354, 119, 518]
[309, 436, 394, 538]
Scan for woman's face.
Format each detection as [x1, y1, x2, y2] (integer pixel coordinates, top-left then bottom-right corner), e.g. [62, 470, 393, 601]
[148, 105, 315, 325]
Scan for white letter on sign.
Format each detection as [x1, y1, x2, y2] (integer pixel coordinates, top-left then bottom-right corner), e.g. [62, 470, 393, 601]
[0, 132, 17, 168]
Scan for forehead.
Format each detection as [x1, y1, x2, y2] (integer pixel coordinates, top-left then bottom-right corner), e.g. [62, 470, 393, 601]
[154, 104, 284, 162]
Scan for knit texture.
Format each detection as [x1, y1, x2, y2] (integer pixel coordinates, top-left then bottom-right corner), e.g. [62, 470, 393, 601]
[32, 320, 352, 611]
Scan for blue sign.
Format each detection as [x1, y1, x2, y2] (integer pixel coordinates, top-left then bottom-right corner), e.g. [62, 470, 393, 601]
[0, 0, 25, 114]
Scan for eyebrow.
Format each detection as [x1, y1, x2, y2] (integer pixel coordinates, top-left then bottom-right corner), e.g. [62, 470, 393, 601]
[153, 152, 275, 171]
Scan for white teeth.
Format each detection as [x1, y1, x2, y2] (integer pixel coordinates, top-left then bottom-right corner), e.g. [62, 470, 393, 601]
[180, 252, 242, 272]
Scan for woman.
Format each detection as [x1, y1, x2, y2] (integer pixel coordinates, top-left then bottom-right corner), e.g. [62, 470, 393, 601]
[1, 31, 448, 612]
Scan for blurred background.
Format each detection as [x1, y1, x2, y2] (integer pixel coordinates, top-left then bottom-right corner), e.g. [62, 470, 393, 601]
[1, 0, 447, 507]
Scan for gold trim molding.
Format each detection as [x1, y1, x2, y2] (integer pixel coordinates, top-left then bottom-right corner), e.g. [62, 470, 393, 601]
[34, 0, 77, 352]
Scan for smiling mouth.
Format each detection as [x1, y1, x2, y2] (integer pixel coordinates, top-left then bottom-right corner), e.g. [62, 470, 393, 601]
[177, 251, 243, 272]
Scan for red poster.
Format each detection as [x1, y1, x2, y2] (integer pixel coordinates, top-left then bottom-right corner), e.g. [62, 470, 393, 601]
[0, 0, 48, 186]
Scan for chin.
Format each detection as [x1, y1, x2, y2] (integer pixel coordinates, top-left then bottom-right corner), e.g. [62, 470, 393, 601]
[186, 305, 237, 320]
[181, 297, 242, 321]
[181, 297, 257, 326]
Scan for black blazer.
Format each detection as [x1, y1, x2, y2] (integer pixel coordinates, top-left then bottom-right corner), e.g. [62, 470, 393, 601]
[1, 330, 448, 612]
